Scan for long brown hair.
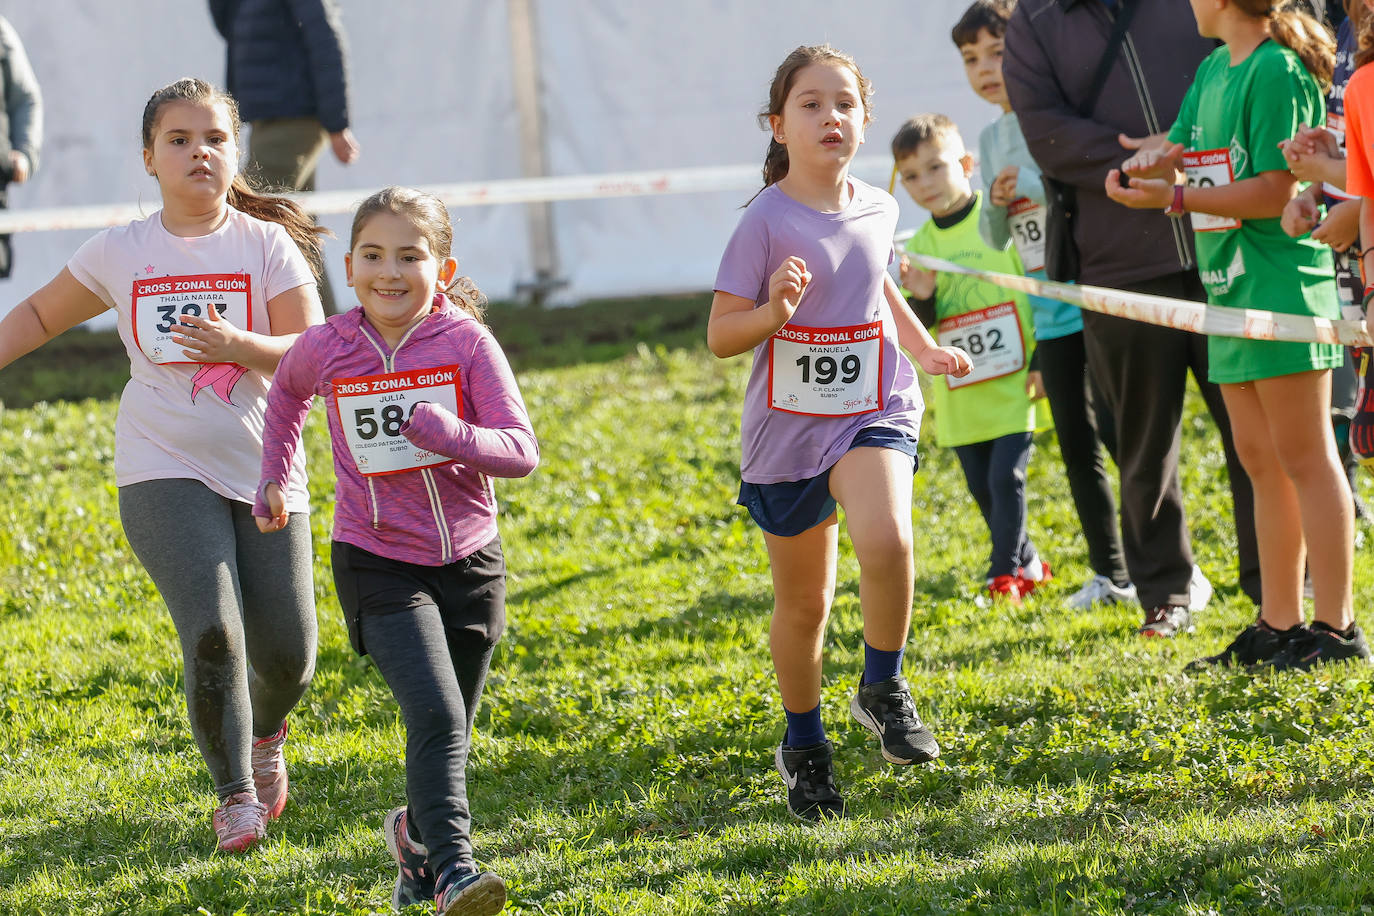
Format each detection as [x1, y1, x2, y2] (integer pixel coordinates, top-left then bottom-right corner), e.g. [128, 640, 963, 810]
[1232, 1, 1336, 86]
[1347, 0, 1374, 68]
[755, 45, 874, 193]
[141, 78, 328, 272]
[349, 186, 487, 324]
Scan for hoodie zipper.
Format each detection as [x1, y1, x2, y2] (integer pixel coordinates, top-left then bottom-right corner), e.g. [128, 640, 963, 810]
[356, 320, 451, 561]
[1111, 11, 1193, 272]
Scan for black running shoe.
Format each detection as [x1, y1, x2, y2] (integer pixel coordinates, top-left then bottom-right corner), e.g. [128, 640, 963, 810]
[774, 740, 847, 822]
[1185, 619, 1297, 670]
[1265, 622, 1374, 672]
[849, 675, 940, 764]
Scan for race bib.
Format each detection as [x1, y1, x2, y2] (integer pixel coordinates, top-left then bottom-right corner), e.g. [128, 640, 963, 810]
[768, 321, 883, 416]
[1007, 197, 1046, 272]
[333, 366, 462, 476]
[1182, 149, 1241, 233]
[131, 273, 252, 365]
[1324, 113, 1355, 201]
[938, 302, 1025, 389]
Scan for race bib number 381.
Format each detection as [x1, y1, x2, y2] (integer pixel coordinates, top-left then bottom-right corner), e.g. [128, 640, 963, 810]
[333, 366, 462, 476]
[768, 321, 884, 416]
[132, 273, 252, 364]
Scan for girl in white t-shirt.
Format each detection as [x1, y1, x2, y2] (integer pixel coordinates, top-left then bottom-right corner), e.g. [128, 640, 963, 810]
[0, 78, 325, 852]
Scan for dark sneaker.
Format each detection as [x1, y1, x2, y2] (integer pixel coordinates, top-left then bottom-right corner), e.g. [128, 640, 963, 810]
[383, 806, 435, 912]
[774, 740, 847, 822]
[849, 675, 940, 764]
[1139, 605, 1193, 638]
[434, 868, 506, 916]
[1264, 622, 1374, 672]
[1185, 619, 1296, 670]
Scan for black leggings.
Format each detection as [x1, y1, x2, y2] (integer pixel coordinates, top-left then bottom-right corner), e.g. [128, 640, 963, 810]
[1036, 330, 1129, 586]
[332, 538, 506, 878]
[954, 432, 1037, 580]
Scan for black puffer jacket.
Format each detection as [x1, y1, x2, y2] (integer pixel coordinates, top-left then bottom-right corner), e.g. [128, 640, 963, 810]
[1004, 0, 1213, 288]
[209, 0, 351, 133]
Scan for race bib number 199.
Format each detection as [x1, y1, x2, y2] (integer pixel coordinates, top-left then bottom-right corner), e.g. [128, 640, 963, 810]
[768, 321, 884, 416]
[132, 273, 252, 364]
[333, 366, 462, 476]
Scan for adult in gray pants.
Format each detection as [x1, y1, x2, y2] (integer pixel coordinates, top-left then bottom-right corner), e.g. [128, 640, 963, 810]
[1003, 0, 1261, 636]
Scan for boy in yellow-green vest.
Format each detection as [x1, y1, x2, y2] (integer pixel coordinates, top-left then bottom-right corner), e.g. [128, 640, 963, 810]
[895, 113, 1050, 603]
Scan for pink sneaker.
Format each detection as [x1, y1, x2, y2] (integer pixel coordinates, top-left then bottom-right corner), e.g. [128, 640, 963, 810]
[213, 791, 267, 853]
[251, 722, 289, 820]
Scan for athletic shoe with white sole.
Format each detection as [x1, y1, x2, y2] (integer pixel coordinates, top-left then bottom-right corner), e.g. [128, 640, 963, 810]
[849, 675, 940, 764]
[1138, 605, 1193, 638]
[383, 806, 435, 912]
[251, 721, 289, 820]
[1065, 575, 1137, 610]
[774, 739, 847, 822]
[213, 791, 267, 853]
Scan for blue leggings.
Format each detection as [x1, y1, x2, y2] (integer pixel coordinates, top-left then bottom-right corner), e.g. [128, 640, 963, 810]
[953, 432, 1037, 580]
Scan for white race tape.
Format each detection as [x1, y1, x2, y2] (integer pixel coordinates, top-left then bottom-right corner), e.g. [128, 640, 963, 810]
[0, 157, 896, 236]
[907, 252, 1373, 348]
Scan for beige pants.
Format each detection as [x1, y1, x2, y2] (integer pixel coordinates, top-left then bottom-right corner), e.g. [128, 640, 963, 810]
[248, 118, 337, 313]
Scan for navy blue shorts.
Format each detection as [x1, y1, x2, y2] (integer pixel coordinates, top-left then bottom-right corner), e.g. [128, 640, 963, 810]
[737, 427, 920, 537]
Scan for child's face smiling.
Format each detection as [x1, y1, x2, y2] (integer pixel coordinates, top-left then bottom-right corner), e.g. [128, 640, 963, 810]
[897, 136, 974, 218]
[770, 61, 868, 170]
[961, 29, 1009, 111]
[346, 210, 456, 342]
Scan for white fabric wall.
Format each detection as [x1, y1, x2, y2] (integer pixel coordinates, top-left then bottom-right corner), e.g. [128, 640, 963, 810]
[0, 0, 994, 323]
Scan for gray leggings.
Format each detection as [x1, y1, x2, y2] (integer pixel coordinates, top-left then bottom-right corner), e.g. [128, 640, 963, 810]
[119, 479, 317, 800]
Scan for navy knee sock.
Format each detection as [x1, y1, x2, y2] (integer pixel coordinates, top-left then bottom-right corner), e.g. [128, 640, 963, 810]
[862, 642, 904, 686]
[783, 703, 825, 747]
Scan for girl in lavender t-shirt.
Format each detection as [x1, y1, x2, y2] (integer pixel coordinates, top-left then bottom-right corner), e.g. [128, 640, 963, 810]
[708, 45, 971, 822]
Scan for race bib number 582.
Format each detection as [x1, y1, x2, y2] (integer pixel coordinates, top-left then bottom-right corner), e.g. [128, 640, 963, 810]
[333, 366, 462, 476]
[131, 273, 252, 365]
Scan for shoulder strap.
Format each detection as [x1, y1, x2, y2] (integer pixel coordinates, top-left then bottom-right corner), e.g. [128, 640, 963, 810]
[1079, 0, 1140, 118]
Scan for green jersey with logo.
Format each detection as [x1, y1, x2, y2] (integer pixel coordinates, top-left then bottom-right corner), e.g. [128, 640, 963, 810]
[1167, 40, 1341, 383]
[903, 193, 1050, 447]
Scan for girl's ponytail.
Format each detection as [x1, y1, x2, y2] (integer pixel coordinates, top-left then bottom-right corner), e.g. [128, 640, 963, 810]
[1266, 2, 1336, 87]
[761, 138, 790, 189]
[226, 175, 328, 278]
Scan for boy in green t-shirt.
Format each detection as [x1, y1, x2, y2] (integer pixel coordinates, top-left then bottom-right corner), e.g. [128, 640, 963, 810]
[893, 113, 1049, 603]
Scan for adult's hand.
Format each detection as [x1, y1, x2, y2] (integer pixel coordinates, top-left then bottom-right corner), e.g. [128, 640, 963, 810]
[330, 129, 360, 165]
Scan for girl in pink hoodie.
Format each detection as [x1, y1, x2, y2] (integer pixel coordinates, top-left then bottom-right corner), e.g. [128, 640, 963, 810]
[256, 187, 536, 916]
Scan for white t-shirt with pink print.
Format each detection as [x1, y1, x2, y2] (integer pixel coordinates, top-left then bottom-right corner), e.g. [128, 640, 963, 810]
[67, 208, 315, 511]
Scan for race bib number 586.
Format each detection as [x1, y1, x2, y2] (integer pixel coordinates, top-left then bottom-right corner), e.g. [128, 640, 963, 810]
[333, 366, 462, 476]
[131, 273, 252, 365]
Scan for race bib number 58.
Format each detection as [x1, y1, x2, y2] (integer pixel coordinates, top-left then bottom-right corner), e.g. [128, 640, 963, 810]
[333, 366, 462, 476]
[132, 273, 252, 365]
[768, 321, 884, 416]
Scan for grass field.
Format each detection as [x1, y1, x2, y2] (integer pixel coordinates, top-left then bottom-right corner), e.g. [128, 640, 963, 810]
[4, 297, 1374, 915]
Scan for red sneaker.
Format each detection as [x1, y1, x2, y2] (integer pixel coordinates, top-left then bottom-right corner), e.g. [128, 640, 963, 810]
[251, 721, 289, 820]
[988, 574, 1023, 604]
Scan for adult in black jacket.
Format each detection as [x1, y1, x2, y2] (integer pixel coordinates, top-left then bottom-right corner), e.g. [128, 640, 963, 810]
[209, 0, 360, 313]
[1003, 0, 1261, 635]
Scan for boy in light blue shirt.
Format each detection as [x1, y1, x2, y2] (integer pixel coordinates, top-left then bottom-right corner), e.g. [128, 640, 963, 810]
[954, 0, 1135, 610]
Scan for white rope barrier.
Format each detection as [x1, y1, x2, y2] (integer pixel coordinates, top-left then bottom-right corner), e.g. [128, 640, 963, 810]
[0, 157, 897, 235]
[907, 252, 1373, 348]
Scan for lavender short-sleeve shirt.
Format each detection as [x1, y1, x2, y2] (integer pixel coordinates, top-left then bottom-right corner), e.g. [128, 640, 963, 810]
[714, 179, 924, 484]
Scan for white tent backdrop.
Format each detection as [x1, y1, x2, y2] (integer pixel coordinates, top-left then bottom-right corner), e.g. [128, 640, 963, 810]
[0, 0, 997, 325]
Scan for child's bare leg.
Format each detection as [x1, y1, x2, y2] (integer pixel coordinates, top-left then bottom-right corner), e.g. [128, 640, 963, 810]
[1221, 382, 1306, 629]
[762, 515, 839, 715]
[828, 446, 916, 651]
[1254, 371, 1354, 631]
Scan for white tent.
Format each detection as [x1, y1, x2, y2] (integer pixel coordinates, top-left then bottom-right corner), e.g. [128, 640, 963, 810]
[0, 0, 995, 322]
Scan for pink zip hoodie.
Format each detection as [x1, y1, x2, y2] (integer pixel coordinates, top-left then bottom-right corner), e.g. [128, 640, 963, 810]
[257, 296, 538, 566]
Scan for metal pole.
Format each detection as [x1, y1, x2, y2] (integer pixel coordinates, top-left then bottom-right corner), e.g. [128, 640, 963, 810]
[507, 0, 565, 305]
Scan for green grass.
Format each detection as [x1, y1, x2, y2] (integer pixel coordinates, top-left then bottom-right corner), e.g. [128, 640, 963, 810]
[4, 301, 1374, 914]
